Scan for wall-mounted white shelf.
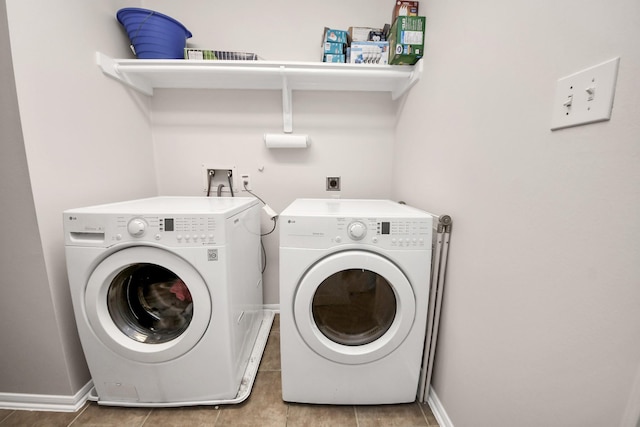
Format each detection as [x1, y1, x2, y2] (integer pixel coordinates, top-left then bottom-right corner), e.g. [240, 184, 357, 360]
[96, 52, 422, 132]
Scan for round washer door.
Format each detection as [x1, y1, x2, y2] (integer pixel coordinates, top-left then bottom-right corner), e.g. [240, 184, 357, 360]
[85, 246, 212, 363]
[293, 250, 415, 365]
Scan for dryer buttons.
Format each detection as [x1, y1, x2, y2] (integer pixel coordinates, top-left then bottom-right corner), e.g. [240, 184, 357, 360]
[347, 221, 367, 241]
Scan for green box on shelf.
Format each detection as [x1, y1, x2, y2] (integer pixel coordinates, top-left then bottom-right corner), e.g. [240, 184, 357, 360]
[387, 16, 426, 65]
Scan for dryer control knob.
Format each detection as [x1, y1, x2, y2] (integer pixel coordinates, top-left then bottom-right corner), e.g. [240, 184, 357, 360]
[347, 221, 367, 240]
[127, 218, 147, 237]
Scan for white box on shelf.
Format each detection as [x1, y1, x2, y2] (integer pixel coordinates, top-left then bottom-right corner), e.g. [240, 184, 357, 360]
[349, 41, 389, 65]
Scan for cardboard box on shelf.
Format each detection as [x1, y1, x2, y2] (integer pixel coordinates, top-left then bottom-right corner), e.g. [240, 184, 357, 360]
[349, 26, 385, 42]
[321, 27, 349, 62]
[349, 41, 389, 65]
[368, 30, 386, 42]
[323, 54, 346, 63]
[323, 41, 346, 55]
[323, 28, 349, 44]
[387, 16, 425, 65]
[392, 1, 419, 23]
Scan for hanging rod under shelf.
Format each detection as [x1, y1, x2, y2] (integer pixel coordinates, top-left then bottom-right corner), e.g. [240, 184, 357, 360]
[96, 52, 423, 132]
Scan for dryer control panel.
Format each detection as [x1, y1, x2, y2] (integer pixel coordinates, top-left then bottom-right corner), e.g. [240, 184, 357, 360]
[280, 215, 433, 250]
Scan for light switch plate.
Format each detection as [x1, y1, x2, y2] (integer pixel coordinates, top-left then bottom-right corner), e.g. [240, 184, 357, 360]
[550, 57, 620, 131]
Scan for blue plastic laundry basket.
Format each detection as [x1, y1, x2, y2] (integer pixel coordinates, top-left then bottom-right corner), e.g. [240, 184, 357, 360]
[116, 8, 192, 59]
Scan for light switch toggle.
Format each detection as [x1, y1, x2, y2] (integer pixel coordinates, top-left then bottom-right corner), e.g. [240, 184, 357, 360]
[586, 86, 595, 101]
[563, 95, 573, 108]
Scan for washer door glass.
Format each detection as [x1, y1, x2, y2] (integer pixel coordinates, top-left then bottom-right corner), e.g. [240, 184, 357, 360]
[85, 246, 212, 363]
[107, 263, 193, 344]
[294, 250, 416, 365]
[312, 269, 396, 346]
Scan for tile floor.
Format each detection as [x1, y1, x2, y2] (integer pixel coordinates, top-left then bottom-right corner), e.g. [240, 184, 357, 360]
[0, 315, 439, 426]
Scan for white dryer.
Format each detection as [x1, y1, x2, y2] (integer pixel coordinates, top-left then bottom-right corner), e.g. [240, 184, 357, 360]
[279, 199, 433, 404]
[64, 196, 267, 407]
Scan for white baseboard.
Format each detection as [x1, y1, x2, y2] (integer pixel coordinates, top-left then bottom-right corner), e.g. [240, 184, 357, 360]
[263, 304, 280, 312]
[0, 381, 93, 412]
[428, 387, 454, 427]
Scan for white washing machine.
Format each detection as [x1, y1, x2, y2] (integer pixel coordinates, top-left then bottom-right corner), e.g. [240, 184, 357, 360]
[64, 196, 267, 407]
[279, 198, 433, 404]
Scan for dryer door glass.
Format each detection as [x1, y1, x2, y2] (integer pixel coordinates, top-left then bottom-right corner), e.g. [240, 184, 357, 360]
[107, 263, 193, 344]
[293, 250, 416, 365]
[312, 269, 396, 346]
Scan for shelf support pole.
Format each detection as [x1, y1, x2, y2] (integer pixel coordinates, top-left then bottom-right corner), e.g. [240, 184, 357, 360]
[281, 67, 293, 133]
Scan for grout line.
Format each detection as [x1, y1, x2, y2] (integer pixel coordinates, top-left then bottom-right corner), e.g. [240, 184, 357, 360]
[0, 410, 15, 425]
[417, 400, 430, 426]
[353, 405, 360, 427]
[139, 408, 153, 426]
[212, 406, 221, 425]
[417, 400, 439, 427]
[284, 403, 290, 426]
[67, 402, 89, 427]
[68, 401, 97, 427]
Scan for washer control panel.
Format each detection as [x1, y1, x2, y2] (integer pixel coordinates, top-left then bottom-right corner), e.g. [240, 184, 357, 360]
[117, 215, 220, 245]
[65, 213, 224, 247]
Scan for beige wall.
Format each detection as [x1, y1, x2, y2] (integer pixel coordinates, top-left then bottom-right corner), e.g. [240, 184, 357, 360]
[0, 3, 73, 395]
[4, 0, 639, 424]
[2, 0, 156, 398]
[393, 1, 640, 426]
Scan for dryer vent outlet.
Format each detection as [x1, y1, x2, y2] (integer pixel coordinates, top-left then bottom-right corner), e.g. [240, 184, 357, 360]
[326, 177, 341, 191]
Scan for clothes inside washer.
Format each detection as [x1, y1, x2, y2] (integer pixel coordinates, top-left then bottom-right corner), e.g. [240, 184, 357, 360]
[137, 279, 193, 332]
[107, 264, 194, 344]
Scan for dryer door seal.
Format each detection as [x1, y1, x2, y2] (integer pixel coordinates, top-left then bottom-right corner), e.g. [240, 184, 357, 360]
[293, 250, 415, 365]
[85, 246, 212, 363]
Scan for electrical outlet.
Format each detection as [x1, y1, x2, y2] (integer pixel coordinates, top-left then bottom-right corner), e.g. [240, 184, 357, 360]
[241, 174, 251, 191]
[326, 176, 341, 191]
[551, 57, 620, 130]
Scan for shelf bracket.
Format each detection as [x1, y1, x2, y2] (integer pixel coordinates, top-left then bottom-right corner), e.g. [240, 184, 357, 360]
[391, 59, 423, 100]
[96, 52, 153, 96]
[280, 67, 293, 133]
